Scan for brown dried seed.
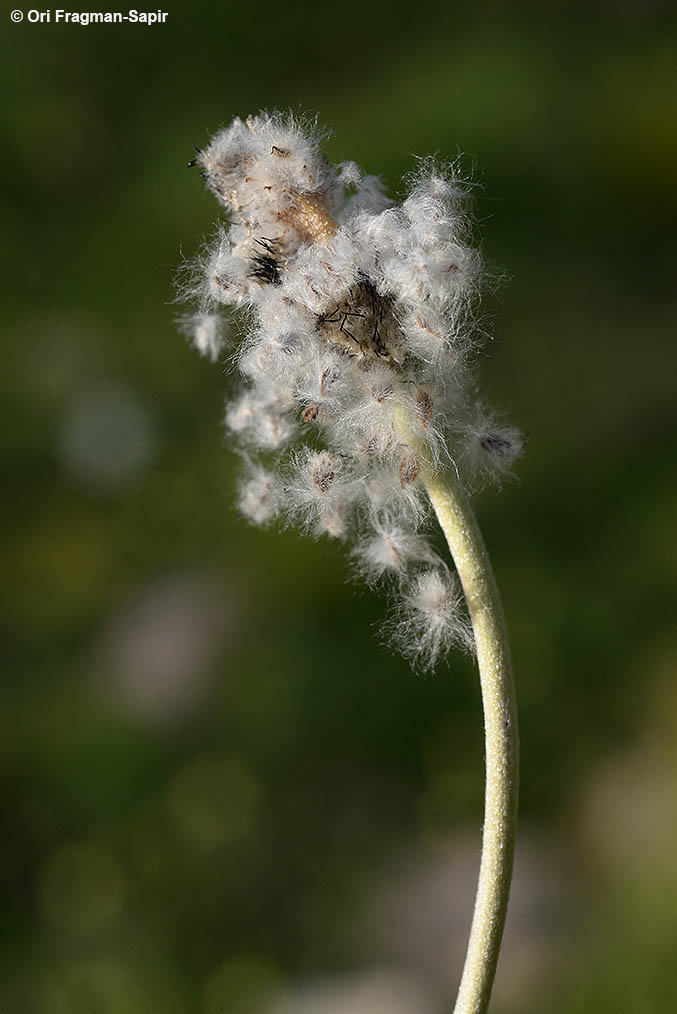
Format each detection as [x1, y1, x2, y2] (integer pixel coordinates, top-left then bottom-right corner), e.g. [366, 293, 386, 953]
[415, 316, 443, 341]
[399, 452, 421, 487]
[360, 434, 380, 456]
[319, 368, 337, 396]
[371, 383, 393, 403]
[416, 389, 434, 426]
[312, 462, 336, 492]
[302, 404, 319, 422]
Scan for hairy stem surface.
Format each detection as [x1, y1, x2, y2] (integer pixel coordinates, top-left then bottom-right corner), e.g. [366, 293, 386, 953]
[424, 459, 518, 1014]
[396, 408, 518, 1014]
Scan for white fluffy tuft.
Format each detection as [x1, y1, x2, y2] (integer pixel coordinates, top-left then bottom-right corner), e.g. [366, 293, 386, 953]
[391, 569, 473, 668]
[238, 463, 280, 525]
[180, 112, 521, 668]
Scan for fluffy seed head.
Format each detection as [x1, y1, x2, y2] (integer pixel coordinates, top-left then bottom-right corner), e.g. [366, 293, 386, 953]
[180, 112, 522, 667]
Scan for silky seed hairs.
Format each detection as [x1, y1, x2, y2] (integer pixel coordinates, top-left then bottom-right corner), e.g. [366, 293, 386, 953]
[179, 112, 523, 667]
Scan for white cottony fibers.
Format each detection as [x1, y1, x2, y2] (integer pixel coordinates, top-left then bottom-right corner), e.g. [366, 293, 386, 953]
[353, 518, 439, 585]
[179, 111, 523, 667]
[282, 448, 362, 539]
[178, 312, 226, 363]
[238, 463, 279, 525]
[394, 568, 472, 667]
[462, 415, 526, 488]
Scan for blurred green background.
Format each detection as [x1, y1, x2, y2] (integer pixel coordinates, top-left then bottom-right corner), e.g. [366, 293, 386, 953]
[2, 2, 677, 1011]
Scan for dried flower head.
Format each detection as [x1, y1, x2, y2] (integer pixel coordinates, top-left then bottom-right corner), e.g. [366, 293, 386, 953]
[180, 111, 522, 666]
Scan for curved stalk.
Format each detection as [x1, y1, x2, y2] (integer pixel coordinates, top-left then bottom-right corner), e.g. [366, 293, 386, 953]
[424, 457, 518, 1014]
[398, 409, 519, 1014]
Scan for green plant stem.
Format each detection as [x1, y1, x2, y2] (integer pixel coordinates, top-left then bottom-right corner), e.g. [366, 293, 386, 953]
[400, 416, 519, 1014]
[428, 466, 518, 1014]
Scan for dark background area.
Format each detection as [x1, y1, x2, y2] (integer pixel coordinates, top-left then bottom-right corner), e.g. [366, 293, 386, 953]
[2, 2, 677, 1011]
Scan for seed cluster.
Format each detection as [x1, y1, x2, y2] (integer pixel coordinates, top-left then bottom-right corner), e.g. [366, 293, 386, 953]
[180, 112, 523, 666]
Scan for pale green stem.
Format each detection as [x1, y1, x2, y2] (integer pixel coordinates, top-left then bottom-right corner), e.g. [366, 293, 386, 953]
[399, 414, 519, 1014]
